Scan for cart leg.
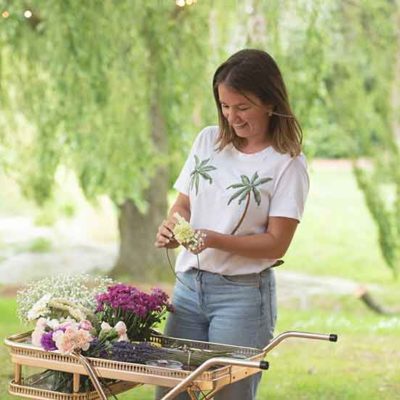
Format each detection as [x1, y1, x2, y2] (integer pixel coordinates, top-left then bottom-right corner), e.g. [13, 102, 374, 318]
[187, 389, 198, 400]
[187, 385, 217, 400]
[14, 364, 22, 385]
[73, 373, 80, 393]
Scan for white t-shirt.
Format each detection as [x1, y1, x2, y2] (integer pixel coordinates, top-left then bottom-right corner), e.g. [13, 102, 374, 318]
[173, 126, 309, 275]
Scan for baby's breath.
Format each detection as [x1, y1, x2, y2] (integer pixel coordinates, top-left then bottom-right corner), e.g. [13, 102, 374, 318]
[17, 274, 113, 323]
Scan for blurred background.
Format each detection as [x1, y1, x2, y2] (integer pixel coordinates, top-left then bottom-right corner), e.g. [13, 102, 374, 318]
[0, 0, 399, 399]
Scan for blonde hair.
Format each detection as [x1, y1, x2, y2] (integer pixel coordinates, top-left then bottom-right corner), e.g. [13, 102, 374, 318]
[213, 49, 302, 157]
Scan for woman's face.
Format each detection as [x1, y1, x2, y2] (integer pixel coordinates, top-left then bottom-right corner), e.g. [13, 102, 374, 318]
[218, 83, 272, 143]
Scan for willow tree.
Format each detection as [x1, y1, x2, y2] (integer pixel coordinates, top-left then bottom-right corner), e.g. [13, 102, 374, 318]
[0, 1, 213, 280]
[341, 1, 400, 278]
[245, 0, 400, 277]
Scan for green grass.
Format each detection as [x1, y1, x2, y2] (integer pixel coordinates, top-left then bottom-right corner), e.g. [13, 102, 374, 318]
[285, 163, 395, 284]
[1, 161, 399, 399]
[1, 293, 399, 400]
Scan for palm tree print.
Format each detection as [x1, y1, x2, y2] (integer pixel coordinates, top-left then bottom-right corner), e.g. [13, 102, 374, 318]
[227, 172, 272, 234]
[189, 155, 217, 195]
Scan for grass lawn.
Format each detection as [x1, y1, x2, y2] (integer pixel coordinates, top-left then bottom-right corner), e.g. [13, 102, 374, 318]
[1, 160, 399, 399]
[1, 294, 399, 400]
[284, 161, 394, 285]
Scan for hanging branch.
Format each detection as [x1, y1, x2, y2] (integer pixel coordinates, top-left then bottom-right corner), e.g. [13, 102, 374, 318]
[355, 286, 400, 315]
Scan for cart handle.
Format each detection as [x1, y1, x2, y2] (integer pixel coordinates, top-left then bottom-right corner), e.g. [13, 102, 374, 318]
[161, 357, 269, 400]
[262, 331, 338, 355]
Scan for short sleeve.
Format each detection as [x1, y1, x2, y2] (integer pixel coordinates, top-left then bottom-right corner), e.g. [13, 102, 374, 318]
[268, 156, 309, 222]
[173, 127, 209, 195]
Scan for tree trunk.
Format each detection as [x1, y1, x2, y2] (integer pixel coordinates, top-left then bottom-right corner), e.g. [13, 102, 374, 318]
[111, 97, 173, 282]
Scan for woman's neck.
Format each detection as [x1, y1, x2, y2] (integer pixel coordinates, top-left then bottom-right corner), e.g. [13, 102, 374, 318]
[238, 138, 271, 154]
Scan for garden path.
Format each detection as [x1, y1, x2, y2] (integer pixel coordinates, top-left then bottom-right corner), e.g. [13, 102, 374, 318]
[0, 214, 374, 304]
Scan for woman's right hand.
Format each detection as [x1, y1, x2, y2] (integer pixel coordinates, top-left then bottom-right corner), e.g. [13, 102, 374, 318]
[154, 216, 180, 249]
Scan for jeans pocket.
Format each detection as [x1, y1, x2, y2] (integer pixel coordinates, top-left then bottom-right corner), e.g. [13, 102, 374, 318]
[218, 273, 261, 288]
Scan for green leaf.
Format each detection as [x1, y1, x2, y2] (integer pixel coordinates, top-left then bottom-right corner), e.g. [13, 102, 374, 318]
[255, 177, 273, 186]
[195, 174, 200, 195]
[202, 165, 217, 172]
[241, 175, 250, 185]
[252, 187, 261, 206]
[200, 172, 213, 183]
[238, 190, 250, 205]
[227, 187, 250, 205]
[227, 183, 246, 189]
[250, 171, 259, 184]
[199, 158, 210, 167]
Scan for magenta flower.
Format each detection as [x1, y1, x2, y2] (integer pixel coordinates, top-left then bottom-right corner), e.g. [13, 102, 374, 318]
[95, 284, 172, 341]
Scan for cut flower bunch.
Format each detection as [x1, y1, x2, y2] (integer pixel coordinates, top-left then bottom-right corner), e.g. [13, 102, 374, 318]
[18, 275, 172, 352]
[95, 283, 173, 341]
[173, 212, 206, 252]
[14, 274, 243, 395]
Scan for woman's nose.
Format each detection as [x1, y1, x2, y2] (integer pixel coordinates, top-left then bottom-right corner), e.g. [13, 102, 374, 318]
[227, 109, 239, 124]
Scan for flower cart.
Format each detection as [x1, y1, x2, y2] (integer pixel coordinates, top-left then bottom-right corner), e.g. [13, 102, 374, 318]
[10, 275, 338, 399]
[5, 330, 338, 400]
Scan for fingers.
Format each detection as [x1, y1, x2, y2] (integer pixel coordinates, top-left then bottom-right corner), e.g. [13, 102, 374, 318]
[155, 219, 178, 248]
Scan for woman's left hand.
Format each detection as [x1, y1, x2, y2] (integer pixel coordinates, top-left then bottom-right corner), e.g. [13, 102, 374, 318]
[189, 229, 216, 254]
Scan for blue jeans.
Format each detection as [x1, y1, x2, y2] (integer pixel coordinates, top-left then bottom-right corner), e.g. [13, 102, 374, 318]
[155, 268, 277, 400]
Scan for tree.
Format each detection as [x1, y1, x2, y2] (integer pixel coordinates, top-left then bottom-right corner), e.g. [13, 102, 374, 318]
[227, 173, 272, 234]
[0, 1, 213, 280]
[249, 0, 400, 276]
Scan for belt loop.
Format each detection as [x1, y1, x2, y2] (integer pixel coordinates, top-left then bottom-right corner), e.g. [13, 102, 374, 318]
[195, 268, 201, 281]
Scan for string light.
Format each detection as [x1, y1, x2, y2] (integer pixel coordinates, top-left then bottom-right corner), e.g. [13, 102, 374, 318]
[24, 10, 32, 18]
[2, 10, 9, 18]
[175, 0, 197, 6]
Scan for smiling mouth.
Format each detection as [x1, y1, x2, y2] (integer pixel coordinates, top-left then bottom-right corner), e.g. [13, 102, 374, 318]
[233, 123, 247, 129]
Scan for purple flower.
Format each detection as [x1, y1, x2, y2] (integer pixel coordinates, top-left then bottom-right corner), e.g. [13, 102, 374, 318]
[41, 331, 57, 351]
[95, 284, 172, 341]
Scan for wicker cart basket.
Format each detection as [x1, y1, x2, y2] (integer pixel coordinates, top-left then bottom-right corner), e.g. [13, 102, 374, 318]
[5, 331, 337, 400]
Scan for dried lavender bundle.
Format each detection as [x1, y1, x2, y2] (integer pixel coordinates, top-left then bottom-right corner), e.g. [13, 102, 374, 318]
[107, 341, 245, 367]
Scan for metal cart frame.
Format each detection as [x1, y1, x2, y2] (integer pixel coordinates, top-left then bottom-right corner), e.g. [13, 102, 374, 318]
[5, 331, 337, 400]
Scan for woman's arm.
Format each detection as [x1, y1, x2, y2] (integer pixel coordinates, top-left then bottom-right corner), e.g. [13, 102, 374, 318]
[154, 193, 191, 249]
[203, 217, 298, 259]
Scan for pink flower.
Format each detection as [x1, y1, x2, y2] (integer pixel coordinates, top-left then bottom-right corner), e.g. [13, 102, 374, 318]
[31, 317, 47, 347]
[79, 320, 93, 331]
[32, 328, 45, 347]
[53, 326, 94, 354]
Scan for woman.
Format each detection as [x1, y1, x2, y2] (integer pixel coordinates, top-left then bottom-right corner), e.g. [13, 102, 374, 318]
[155, 49, 309, 400]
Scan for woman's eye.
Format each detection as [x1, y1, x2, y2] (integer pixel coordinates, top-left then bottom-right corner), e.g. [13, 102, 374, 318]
[238, 107, 250, 111]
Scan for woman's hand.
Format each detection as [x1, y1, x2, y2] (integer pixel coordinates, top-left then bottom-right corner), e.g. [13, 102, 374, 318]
[188, 229, 216, 254]
[154, 217, 179, 249]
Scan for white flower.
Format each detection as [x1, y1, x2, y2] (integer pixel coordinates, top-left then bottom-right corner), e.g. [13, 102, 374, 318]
[172, 212, 206, 252]
[114, 321, 128, 341]
[100, 322, 112, 332]
[27, 294, 52, 321]
[47, 318, 61, 330]
[17, 274, 113, 323]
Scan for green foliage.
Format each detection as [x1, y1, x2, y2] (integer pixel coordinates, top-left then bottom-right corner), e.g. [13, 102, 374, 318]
[1, 1, 400, 276]
[27, 237, 52, 253]
[0, 1, 212, 208]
